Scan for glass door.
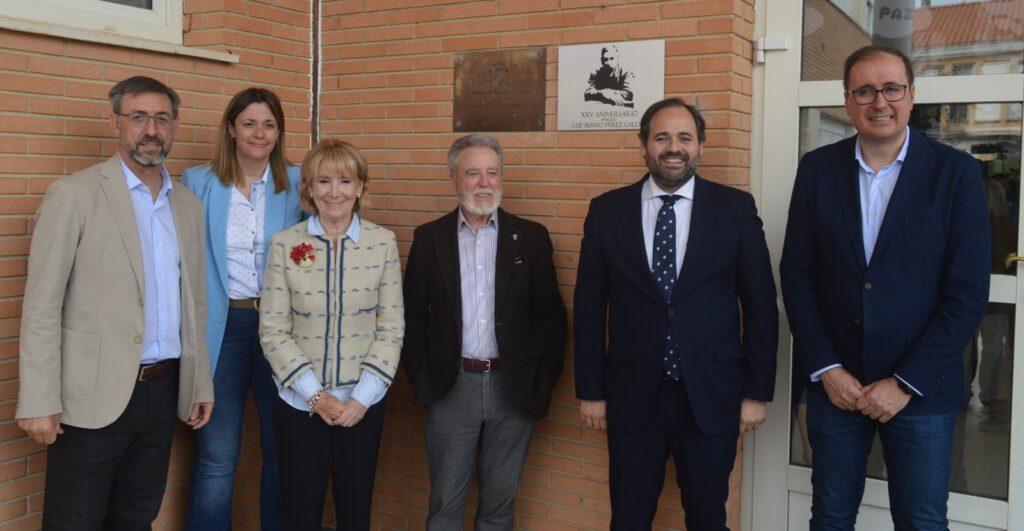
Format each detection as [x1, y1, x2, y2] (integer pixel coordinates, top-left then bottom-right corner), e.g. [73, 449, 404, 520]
[750, 1, 1024, 529]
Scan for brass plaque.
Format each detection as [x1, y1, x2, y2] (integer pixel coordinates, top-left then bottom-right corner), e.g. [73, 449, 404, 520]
[453, 48, 546, 132]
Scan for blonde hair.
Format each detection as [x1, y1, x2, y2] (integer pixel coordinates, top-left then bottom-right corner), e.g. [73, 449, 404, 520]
[298, 139, 369, 215]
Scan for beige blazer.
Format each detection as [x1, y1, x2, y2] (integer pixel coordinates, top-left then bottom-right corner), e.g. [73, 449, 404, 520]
[16, 155, 214, 429]
[261, 218, 404, 391]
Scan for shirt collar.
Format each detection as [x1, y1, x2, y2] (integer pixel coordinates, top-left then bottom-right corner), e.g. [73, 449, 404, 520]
[120, 157, 173, 198]
[457, 207, 498, 231]
[307, 213, 361, 244]
[854, 126, 910, 174]
[643, 173, 695, 202]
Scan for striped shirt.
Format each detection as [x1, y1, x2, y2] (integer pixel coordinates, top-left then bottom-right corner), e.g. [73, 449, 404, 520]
[457, 209, 499, 360]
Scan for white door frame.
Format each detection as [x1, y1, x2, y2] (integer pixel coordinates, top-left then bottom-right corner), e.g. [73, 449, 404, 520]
[745, 0, 1024, 529]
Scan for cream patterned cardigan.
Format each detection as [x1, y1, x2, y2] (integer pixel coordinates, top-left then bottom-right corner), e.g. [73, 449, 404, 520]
[260, 218, 404, 391]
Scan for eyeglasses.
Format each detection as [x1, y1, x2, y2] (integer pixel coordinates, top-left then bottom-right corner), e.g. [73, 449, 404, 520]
[846, 84, 909, 105]
[115, 112, 176, 129]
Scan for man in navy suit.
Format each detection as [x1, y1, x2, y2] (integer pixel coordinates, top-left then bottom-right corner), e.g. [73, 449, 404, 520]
[574, 98, 778, 530]
[780, 46, 990, 530]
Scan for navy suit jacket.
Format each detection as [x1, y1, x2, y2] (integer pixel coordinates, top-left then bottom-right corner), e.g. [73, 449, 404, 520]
[780, 128, 990, 415]
[574, 176, 778, 435]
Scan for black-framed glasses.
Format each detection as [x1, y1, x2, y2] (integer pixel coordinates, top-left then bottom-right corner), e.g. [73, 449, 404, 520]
[846, 84, 909, 105]
[115, 112, 176, 129]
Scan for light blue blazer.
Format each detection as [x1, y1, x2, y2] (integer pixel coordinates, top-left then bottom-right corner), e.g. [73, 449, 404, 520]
[181, 164, 304, 374]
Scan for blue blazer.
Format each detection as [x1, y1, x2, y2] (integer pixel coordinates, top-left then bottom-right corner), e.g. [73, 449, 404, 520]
[780, 128, 990, 415]
[573, 176, 778, 435]
[181, 164, 304, 373]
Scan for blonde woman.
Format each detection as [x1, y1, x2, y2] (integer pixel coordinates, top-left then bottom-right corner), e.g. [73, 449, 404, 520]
[261, 139, 403, 530]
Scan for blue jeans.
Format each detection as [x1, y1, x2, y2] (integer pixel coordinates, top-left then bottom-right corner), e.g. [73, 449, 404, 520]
[186, 307, 282, 531]
[807, 390, 955, 531]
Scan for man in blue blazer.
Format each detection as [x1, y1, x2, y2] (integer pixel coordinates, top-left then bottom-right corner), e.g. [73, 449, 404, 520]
[780, 46, 990, 530]
[574, 98, 778, 530]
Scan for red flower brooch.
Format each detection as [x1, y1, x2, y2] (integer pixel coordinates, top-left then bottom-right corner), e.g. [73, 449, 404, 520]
[290, 243, 316, 268]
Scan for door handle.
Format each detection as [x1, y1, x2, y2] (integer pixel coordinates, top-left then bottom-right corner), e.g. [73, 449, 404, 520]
[1004, 252, 1024, 270]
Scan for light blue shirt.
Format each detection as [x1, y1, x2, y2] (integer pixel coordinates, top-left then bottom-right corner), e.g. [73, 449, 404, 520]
[225, 166, 268, 299]
[857, 129, 909, 264]
[121, 158, 181, 364]
[810, 128, 921, 396]
[457, 209, 499, 360]
[278, 214, 388, 411]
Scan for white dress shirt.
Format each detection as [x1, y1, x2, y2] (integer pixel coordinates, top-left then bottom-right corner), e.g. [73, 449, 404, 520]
[642, 175, 695, 275]
[225, 166, 268, 299]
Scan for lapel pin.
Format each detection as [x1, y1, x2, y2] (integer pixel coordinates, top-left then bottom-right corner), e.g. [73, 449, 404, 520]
[513, 233, 518, 241]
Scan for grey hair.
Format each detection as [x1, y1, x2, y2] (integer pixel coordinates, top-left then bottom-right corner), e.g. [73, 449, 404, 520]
[108, 76, 181, 118]
[447, 134, 503, 173]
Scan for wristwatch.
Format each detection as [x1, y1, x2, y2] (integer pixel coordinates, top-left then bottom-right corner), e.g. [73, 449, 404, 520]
[895, 379, 915, 397]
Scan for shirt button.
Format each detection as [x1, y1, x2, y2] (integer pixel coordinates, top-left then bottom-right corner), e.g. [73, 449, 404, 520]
[134, 336, 142, 344]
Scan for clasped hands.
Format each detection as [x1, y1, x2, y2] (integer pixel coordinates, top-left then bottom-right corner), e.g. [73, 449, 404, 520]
[821, 367, 910, 423]
[313, 393, 367, 428]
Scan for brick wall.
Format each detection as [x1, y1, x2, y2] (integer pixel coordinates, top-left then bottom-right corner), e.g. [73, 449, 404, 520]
[319, 1, 756, 529]
[802, 0, 872, 81]
[0, 0, 758, 529]
[0, 0, 311, 528]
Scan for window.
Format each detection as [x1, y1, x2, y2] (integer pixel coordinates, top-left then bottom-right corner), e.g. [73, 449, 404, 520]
[975, 103, 1002, 122]
[1, 0, 182, 45]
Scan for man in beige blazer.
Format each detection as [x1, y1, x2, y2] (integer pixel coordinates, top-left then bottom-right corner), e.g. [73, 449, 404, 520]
[16, 76, 214, 530]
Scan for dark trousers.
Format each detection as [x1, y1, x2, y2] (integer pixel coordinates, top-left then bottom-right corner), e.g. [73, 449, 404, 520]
[273, 395, 386, 531]
[607, 378, 738, 531]
[42, 363, 179, 531]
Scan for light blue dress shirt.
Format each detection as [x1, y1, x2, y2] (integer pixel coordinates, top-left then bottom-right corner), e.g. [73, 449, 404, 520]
[457, 209, 499, 360]
[279, 214, 387, 411]
[121, 158, 181, 364]
[810, 128, 922, 396]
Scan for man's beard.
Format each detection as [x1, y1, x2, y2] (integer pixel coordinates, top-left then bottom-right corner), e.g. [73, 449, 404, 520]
[125, 134, 169, 167]
[645, 151, 698, 191]
[459, 186, 502, 217]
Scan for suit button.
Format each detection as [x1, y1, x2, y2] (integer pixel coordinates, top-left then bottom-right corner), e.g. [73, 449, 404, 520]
[667, 308, 675, 316]
[864, 282, 872, 290]
[853, 318, 861, 325]
[133, 336, 142, 344]
[138, 298, 144, 306]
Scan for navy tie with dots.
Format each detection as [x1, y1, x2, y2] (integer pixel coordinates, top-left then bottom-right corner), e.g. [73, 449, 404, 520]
[654, 194, 681, 380]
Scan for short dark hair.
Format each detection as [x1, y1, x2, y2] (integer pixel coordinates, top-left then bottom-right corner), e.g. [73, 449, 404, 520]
[108, 76, 181, 118]
[843, 45, 915, 90]
[639, 98, 706, 144]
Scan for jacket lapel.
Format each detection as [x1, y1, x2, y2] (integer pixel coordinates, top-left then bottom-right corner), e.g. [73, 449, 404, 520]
[870, 129, 934, 263]
[622, 177, 661, 301]
[835, 138, 868, 271]
[207, 177, 232, 292]
[493, 209, 520, 313]
[263, 180, 288, 270]
[98, 156, 145, 297]
[432, 209, 463, 330]
[672, 176, 709, 302]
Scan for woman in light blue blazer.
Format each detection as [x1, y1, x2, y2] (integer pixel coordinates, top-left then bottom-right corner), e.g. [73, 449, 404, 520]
[182, 88, 303, 531]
